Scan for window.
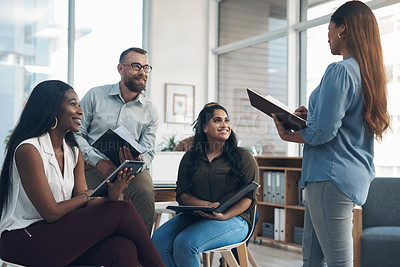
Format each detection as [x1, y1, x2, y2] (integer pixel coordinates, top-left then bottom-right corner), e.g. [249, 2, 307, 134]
[0, 0, 68, 163]
[217, 0, 288, 155]
[74, 0, 143, 99]
[0, 0, 143, 164]
[302, 2, 400, 177]
[216, 0, 400, 177]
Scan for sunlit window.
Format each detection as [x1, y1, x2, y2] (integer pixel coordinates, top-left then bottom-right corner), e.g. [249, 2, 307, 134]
[0, 0, 68, 163]
[304, 3, 400, 177]
[218, 0, 288, 155]
[0, 0, 143, 164]
[74, 0, 143, 99]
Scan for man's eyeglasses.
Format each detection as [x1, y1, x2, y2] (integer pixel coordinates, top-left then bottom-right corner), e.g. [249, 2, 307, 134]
[121, 62, 152, 73]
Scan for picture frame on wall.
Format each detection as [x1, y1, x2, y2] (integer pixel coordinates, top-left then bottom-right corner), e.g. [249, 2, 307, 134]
[165, 83, 195, 124]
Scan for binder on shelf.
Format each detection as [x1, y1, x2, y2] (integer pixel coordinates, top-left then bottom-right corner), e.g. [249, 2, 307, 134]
[274, 208, 280, 240]
[275, 172, 281, 204]
[278, 171, 285, 204]
[262, 172, 267, 202]
[279, 208, 286, 242]
[263, 171, 272, 202]
[271, 172, 277, 203]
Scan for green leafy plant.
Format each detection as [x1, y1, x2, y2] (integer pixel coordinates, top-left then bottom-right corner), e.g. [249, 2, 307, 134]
[161, 135, 178, 151]
[4, 129, 12, 146]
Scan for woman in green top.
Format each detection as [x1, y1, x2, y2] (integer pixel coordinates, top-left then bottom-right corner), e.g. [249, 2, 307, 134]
[152, 104, 259, 267]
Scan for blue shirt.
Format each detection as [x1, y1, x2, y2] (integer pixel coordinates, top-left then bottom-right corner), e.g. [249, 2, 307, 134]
[75, 82, 159, 168]
[300, 57, 374, 206]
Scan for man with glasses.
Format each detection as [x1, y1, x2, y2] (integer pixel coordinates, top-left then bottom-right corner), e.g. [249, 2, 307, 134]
[75, 47, 158, 234]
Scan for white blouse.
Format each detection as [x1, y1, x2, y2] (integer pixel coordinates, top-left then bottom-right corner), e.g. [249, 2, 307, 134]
[0, 133, 79, 234]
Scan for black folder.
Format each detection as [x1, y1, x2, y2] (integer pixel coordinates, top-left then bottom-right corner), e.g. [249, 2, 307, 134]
[247, 88, 307, 131]
[92, 127, 147, 166]
[167, 181, 259, 213]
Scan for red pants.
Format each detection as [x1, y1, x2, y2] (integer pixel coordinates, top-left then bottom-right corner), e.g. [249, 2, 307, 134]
[0, 201, 165, 267]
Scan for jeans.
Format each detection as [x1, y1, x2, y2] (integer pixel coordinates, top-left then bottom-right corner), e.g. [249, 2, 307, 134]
[302, 181, 355, 267]
[152, 213, 249, 267]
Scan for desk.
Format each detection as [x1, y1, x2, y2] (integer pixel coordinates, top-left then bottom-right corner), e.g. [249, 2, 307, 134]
[155, 187, 176, 202]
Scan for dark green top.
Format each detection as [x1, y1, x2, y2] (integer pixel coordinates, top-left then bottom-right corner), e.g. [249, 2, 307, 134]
[176, 147, 259, 230]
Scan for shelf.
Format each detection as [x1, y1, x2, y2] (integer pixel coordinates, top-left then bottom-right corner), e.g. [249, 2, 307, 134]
[258, 201, 285, 208]
[286, 205, 305, 211]
[255, 156, 303, 248]
[258, 166, 302, 172]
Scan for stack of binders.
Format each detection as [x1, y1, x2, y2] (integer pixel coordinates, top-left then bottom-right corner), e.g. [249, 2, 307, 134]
[293, 226, 304, 245]
[263, 171, 285, 204]
[274, 208, 285, 241]
[261, 222, 274, 239]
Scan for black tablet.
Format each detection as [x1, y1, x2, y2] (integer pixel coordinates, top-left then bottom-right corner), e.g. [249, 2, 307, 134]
[89, 160, 145, 197]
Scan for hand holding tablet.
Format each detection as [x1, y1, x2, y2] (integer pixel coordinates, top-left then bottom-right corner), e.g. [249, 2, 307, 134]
[90, 160, 145, 197]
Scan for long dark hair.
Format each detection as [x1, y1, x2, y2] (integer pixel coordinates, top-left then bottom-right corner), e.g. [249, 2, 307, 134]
[0, 80, 78, 217]
[188, 104, 244, 188]
[331, 1, 390, 140]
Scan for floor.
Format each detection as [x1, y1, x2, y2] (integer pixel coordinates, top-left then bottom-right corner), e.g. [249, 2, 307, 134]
[208, 241, 303, 267]
[0, 242, 302, 267]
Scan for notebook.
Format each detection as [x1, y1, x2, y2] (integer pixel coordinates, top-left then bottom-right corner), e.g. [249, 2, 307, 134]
[247, 88, 307, 131]
[167, 181, 259, 213]
[91, 126, 147, 166]
[90, 160, 145, 197]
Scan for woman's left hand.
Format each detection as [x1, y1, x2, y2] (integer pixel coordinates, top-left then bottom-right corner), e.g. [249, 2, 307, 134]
[195, 210, 228, 221]
[106, 167, 135, 201]
[271, 113, 307, 144]
[271, 113, 291, 140]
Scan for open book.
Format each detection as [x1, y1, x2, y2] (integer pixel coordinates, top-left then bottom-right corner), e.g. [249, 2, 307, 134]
[92, 126, 148, 166]
[90, 160, 145, 197]
[247, 88, 307, 131]
[167, 181, 259, 213]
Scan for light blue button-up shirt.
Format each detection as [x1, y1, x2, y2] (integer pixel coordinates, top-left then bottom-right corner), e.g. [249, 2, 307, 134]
[75, 82, 159, 169]
[300, 57, 374, 206]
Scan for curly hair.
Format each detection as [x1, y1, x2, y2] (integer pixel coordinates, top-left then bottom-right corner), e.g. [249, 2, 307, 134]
[188, 104, 245, 189]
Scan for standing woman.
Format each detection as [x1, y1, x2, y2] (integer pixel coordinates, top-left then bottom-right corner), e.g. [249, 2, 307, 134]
[0, 80, 165, 267]
[272, 2, 390, 267]
[152, 104, 259, 267]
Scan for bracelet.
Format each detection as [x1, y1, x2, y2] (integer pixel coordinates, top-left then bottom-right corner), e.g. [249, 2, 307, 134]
[78, 191, 90, 204]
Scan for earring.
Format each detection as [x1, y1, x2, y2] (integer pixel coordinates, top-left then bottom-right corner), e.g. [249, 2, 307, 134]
[338, 33, 342, 39]
[51, 117, 58, 129]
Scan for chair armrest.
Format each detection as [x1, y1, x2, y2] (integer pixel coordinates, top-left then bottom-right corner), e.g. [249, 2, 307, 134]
[353, 205, 362, 267]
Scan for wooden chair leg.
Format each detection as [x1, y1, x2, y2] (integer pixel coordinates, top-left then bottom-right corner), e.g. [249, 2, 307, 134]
[222, 256, 228, 267]
[220, 251, 239, 267]
[152, 213, 162, 234]
[247, 246, 258, 267]
[202, 252, 211, 267]
[236, 243, 249, 267]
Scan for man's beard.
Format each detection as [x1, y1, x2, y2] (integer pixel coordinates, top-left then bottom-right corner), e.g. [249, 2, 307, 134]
[124, 75, 147, 93]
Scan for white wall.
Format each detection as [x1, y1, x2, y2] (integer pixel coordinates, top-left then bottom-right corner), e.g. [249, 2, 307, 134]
[146, 0, 216, 148]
